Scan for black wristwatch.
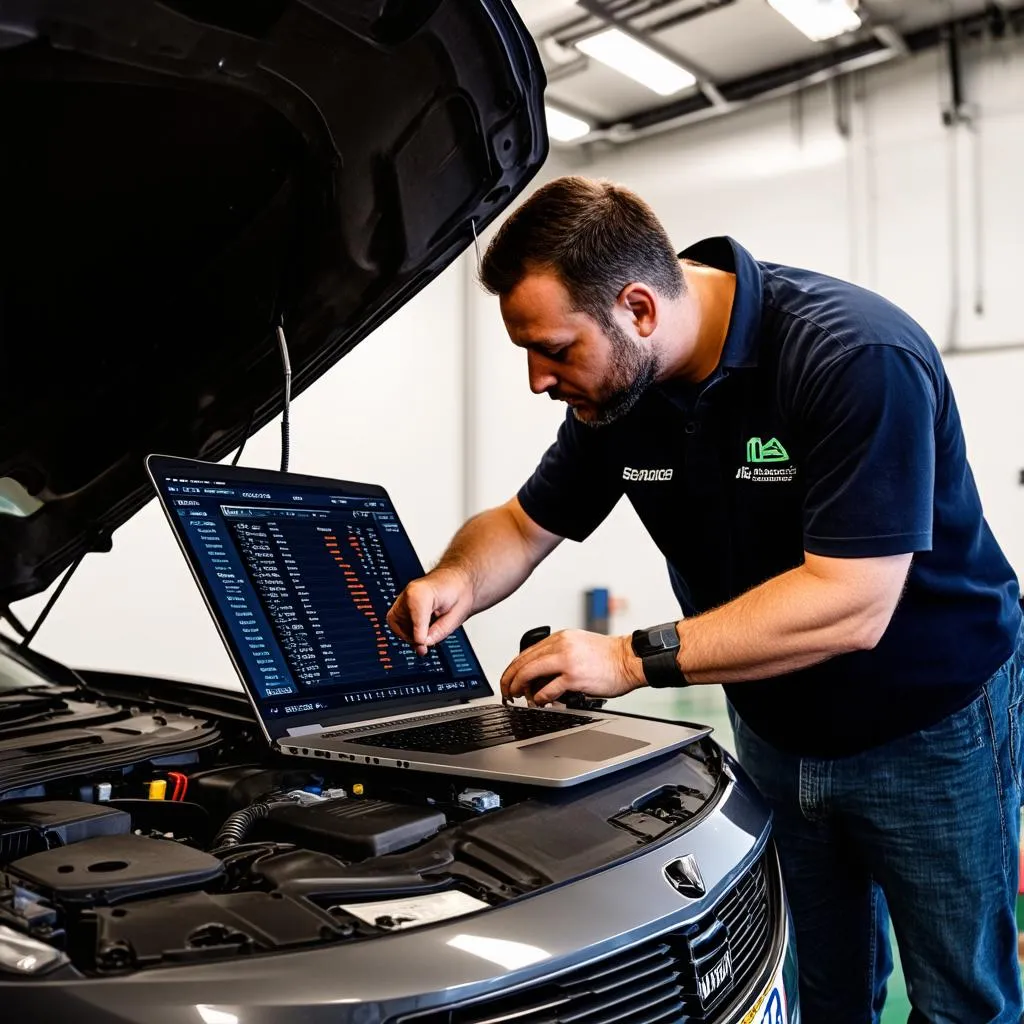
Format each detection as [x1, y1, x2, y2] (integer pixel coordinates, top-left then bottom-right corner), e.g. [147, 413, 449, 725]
[630, 621, 687, 688]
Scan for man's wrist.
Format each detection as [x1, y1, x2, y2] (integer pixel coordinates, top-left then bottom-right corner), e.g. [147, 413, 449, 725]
[630, 620, 689, 688]
[432, 560, 477, 606]
[618, 635, 648, 690]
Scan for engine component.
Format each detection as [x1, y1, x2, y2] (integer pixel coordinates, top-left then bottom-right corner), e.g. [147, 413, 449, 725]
[281, 786, 347, 805]
[256, 798, 446, 859]
[251, 848, 349, 888]
[9, 834, 225, 903]
[0, 924, 69, 976]
[610, 784, 712, 839]
[106, 799, 212, 846]
[249, 847, 454, 899]
[90, 890, 355, 972]
[188, 766, 318, 815]
[457, 788, 501, 813]
[167, 772, 189, 801]
[0, 877, 60, 931]
[0, 801, 131, 858]
[0, 822, 48, 862]
[212, 800, 283, 850]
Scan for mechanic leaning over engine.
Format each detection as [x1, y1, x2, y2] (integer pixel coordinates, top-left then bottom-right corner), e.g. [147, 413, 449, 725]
[386, 175, 1024, 1023]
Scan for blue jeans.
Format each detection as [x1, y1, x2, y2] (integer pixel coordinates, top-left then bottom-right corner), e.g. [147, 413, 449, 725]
[728, 630, 1024, 1024]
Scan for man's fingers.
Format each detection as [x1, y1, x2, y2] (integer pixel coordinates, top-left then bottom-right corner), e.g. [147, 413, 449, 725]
[424, 605, 464, 647]
[502, 652, 564, 701]
[387, 580, 471, 658]
[501, 636, 560, 688]
[402, 585, 440, 647]
[530, 678, 570, 706]
[502, 630, 640, 706]
[386, 601, 412, 642]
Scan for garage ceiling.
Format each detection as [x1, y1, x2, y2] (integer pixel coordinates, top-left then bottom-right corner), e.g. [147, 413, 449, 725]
[510, 0, 1024, 144]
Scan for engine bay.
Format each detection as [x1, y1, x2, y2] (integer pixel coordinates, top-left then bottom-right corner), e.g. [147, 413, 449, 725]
[0, 656, 724, 978]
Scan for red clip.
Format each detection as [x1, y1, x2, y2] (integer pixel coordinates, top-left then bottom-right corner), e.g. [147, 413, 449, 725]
[167, 771, 188, 802]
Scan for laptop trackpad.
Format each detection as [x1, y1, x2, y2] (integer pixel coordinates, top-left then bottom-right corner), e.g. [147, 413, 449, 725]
[518, 729, 647, 762]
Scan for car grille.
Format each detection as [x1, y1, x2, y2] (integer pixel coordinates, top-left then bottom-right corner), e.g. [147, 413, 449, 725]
[400, 848, 777, 1024]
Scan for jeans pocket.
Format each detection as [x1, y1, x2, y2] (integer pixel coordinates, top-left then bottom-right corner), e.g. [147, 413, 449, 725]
[909, 687, 985, 753]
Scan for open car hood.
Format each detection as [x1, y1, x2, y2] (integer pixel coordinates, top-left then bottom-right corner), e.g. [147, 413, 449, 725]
[0, 0, 547, 603]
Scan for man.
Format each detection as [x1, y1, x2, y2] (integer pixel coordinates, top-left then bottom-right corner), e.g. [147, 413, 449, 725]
[386, 176, 1024, 1022]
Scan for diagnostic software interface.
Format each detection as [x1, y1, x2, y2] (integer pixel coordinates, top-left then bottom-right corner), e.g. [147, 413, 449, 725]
[153, 463, 488, 735]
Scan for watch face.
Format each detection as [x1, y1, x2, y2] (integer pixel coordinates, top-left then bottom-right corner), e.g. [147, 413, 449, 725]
[633, 622, 679, 657]
[649, 624, 680, 650]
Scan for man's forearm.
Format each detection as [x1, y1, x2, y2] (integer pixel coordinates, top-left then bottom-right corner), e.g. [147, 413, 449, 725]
[434, 500, 560, 615]
[675, 555, 909, 684]
[499, 552, 910, 705]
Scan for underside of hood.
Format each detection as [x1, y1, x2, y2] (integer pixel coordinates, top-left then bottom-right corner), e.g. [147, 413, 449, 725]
[0, 0, 547, 603]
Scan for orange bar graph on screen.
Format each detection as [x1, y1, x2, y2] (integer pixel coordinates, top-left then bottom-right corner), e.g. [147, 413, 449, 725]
[324, 534, 392, 671]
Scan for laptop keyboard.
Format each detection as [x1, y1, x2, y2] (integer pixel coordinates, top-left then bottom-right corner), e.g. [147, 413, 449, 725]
[346, 706, 594, 755]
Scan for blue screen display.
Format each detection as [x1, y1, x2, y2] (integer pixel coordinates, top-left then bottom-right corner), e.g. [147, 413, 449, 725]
[149, 458, 490, 737]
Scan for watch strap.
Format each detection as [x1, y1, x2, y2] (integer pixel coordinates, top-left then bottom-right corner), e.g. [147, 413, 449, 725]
[642, 648, 688, 688]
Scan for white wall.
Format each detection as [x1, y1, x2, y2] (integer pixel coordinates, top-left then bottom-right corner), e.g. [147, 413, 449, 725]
[463, 32, 1024, 681]
[8, 261, 467, 688]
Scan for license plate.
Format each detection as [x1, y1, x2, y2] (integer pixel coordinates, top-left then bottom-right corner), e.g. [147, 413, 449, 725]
[736, 961, 787, 1024]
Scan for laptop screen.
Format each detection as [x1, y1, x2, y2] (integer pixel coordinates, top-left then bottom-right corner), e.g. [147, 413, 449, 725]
[147, 456, 492, 739]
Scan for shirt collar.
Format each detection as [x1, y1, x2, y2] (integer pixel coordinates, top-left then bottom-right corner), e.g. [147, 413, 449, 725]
[677, 236, 762, 370]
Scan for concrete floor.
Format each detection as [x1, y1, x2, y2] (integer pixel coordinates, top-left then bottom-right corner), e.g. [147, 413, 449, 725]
[616, 685, 914, 1020]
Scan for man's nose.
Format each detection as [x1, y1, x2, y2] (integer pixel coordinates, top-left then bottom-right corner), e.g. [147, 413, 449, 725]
[527, 353, 557, 395]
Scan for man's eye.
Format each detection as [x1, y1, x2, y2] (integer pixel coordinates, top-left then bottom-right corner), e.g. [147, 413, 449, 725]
[543, 346, 568, 362]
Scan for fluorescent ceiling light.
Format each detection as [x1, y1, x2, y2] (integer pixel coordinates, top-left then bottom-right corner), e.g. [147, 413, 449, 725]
[545, 105, 591, 142]
[765, 0, 862, 41]
[575, 28, 696, 96]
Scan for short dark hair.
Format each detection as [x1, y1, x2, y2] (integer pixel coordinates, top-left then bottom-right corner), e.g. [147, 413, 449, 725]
[479, 175, 684, 326]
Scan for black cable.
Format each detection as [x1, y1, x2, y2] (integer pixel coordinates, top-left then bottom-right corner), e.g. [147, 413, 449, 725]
[19, 553, 86, 649]
[0, 604, 29, 639]
[231, 408, 256, 467]
[276, 321, 292, 474]
[280, 409, 290, 474]
[212, 800, 279, 850]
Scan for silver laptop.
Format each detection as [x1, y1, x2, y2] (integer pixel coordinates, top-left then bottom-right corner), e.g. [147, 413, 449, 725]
[146, 455, 708, 787]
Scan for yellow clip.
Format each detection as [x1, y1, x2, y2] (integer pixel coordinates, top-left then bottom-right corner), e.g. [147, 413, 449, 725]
[352, 783, 364, 797]
[148, 779, 167, 801]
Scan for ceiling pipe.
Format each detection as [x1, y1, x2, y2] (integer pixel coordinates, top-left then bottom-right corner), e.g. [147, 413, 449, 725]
[584, 40, 895, 144]
[554, 0, 680, 45]
[641, 0, 738, 34]
[552, 2, 1024, 147]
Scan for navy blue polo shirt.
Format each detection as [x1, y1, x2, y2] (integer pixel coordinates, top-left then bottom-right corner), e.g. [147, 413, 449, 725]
[518, 236, 1022, 757]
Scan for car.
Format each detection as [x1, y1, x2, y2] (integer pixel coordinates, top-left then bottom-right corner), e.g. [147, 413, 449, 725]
[0, 1, 799, 1021]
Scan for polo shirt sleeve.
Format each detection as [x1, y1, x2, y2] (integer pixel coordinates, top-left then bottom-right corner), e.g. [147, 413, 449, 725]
[796, 344, 937, 558]
[517, 414, 624, 542]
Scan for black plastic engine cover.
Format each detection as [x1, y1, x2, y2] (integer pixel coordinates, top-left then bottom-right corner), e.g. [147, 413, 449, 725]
[0, 800, 131, 848]
[9, 833, 224, 903]
[90, 890, 351, 972]
[257, 799, 446, 859]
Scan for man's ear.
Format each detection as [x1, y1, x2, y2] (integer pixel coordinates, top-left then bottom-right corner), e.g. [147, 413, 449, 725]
[618, 282, 658, 338]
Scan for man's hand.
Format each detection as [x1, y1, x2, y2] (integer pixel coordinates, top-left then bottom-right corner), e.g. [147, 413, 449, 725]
[500, 629, 646, 705]
[387, 567, 474, 656]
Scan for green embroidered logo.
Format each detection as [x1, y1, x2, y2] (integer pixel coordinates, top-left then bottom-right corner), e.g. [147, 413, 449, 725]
[746, 437, 789, 463]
